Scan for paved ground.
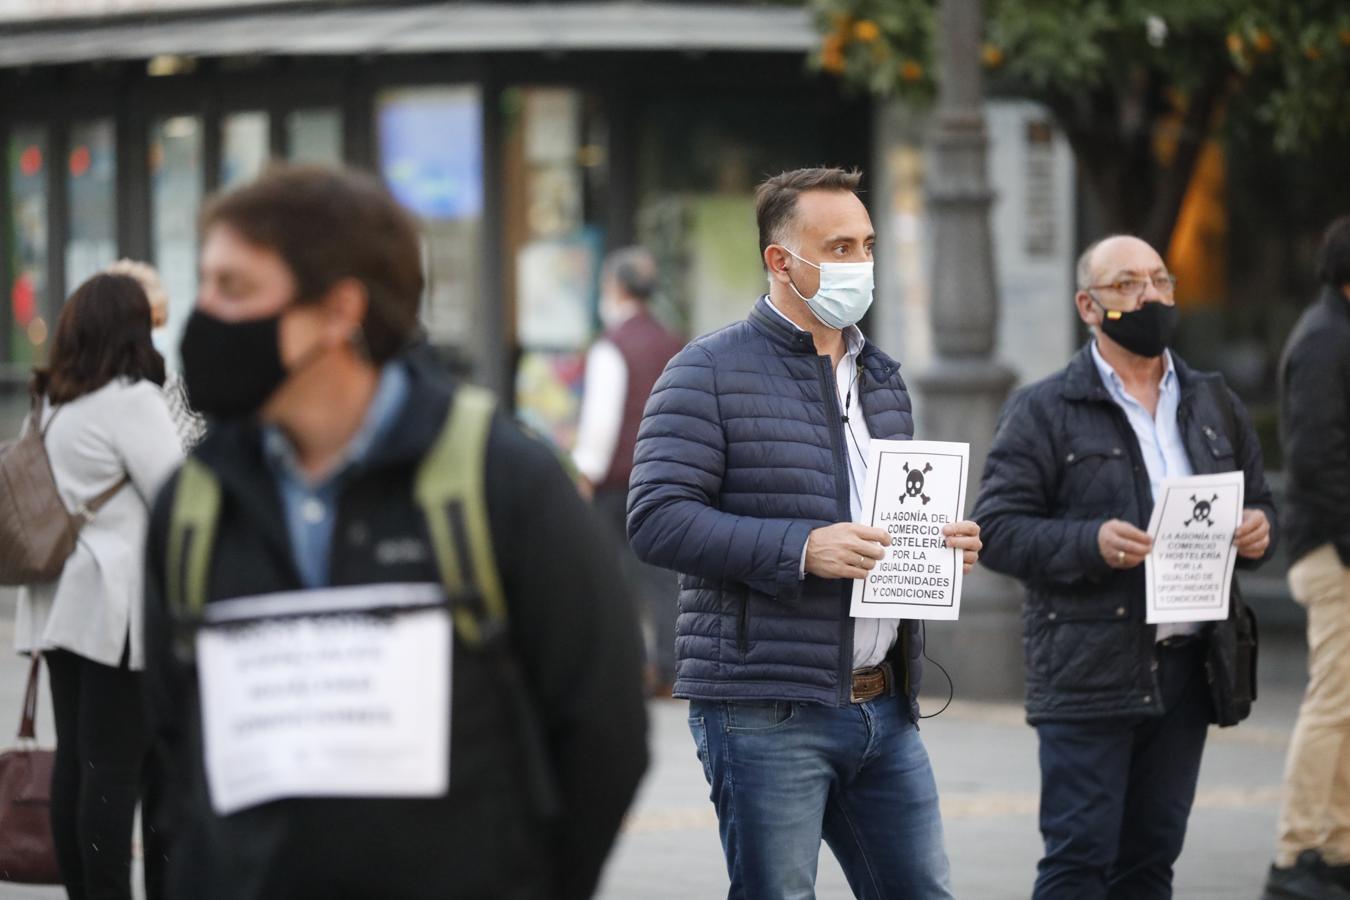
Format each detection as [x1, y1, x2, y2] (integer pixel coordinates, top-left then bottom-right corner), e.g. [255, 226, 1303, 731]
[0, 597, 1303, 900]
[596, 690, 1297, 900]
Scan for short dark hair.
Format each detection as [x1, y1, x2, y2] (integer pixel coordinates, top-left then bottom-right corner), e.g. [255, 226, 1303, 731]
[32, 272, 166, 404]
[202, 165, 424, 363]
[602, 246, 657, 301]
[754, 167, 863, 263]
[1316, 215, 1350, 288]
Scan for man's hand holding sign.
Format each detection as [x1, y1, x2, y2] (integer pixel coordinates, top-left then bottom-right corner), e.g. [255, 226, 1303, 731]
[807, 521, 981, 581]
[1088, 472, 1272, 626]
[1100, 507, 1270, 571]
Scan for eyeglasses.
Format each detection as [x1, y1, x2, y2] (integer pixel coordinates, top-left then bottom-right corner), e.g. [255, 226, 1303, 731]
[1083, 275, 1178, 299]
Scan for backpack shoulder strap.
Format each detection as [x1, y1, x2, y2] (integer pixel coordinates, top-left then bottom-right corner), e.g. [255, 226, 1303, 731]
[166, 457, 222, 620]
[414, 384, 506, 649]
[416, 385, 562, 816]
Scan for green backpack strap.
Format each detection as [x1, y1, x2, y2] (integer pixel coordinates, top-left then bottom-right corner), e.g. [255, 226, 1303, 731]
[417, 384, 560, 816]
[166, 457, 223, 621]
[414, 384, 507, 648]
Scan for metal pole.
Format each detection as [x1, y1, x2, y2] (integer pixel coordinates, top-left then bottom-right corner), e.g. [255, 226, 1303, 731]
[914, 0, 1020, 699]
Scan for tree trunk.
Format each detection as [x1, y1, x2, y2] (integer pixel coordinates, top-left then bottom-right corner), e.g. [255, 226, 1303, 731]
[1044, 73, 1228, 254]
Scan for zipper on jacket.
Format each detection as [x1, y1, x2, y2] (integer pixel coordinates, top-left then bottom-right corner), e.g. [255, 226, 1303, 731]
[738, 599, 749, 656]
[1102, 401, 1163, 703]
[818, 355, 856, 706]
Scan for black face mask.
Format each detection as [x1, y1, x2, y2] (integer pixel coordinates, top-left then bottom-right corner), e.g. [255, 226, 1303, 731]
[179, 310, 288, 419]
[1093, 297, 1178, 359]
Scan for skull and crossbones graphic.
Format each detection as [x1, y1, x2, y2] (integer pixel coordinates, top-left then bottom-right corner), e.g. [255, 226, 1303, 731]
[1185, 493, 1220, 527]
[900, 461, 933, 506]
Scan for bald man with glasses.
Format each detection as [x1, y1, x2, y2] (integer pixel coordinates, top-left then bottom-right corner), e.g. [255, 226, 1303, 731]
[972, 235, 1277, 900]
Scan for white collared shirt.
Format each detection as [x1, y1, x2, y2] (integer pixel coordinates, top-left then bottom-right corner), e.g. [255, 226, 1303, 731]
[1089, 340, 1199, 639]
[765, 297, 900, 669]
[571, 303, 644, 485]
[572, 339, 627, 485]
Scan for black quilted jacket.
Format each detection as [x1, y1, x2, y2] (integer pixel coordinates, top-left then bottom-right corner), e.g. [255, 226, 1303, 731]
[972, 343, 1277, 726]
[1279, 287, 1350, 566]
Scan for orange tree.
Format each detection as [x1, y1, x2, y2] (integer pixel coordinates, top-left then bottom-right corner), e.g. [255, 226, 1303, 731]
[812, 0, 1350, 250]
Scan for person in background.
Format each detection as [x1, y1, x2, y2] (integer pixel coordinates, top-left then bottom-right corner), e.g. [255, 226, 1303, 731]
[572, 246, 685, 694]
[13, 272, 183, 900]
[104, 258, 206, 449]
[973, 234, 1276, 900]
[1264, 216, 1350, 900]
[142, 165, 648, 899]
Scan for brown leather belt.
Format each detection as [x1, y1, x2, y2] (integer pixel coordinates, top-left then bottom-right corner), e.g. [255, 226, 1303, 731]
[850, 662, 892, 703]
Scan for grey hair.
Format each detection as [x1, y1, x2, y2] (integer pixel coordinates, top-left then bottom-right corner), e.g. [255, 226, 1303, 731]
[602, 246, 658, 301]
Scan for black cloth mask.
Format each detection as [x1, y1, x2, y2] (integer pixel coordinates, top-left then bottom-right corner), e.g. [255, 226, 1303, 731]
[179, 310, 289, 419]
[1093, 298, 1178, 359]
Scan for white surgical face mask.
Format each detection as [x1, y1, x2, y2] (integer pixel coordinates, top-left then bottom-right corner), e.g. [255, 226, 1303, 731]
[781, 246, 874, 330]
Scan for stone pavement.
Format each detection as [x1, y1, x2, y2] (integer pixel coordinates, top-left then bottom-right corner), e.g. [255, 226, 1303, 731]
[597, 688, 1299, 900]
[0, 597, 1304, 900]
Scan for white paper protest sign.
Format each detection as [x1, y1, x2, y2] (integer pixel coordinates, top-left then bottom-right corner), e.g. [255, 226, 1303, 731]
[850, 440, 970, 621]
[195, 582, 451, 816]
[1145, 472, 1245, 624]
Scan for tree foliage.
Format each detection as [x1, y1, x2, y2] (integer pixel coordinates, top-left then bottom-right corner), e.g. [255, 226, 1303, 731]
[811, 0, 1350, 246]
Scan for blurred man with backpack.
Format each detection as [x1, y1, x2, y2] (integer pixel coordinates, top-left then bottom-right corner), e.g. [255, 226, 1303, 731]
[142, 165, 648, 899]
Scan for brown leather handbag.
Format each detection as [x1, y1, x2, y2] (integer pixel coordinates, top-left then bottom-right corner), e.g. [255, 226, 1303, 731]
[0, 401, 128, 585]
[0, 653, 60, 884]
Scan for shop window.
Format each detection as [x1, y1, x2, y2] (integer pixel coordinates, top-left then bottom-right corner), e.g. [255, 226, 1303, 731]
[150, 115, 203, 369]
[287, 108, 342, 165]
[8, 126, 49, 366]
[504, 87, 607, 448]
[636, 98, 839, 339]
[221, 111, 269, 188]
[65, 119, 117, 294]
[376, 86, 482, 363]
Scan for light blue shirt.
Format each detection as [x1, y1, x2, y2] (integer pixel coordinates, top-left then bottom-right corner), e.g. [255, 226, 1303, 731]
[262, 362, 411, 588]
[1090, 341, 1198, 637]
[1090, 341, 1193, 501]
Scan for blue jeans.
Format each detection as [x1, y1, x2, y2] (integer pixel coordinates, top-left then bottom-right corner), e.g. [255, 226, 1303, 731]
[688, 694, 953, 900]
[1033, 641, 1213, 900]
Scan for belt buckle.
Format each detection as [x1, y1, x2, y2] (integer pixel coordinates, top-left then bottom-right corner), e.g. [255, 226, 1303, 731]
[849, 664, 888, 704]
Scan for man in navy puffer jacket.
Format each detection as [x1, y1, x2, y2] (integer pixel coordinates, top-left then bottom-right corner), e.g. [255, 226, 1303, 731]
[628, 167, 982, 900]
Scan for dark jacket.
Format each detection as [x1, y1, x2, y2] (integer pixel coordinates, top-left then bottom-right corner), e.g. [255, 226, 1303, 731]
[143, 359, 648, 900]
[627, 296, 923, 711]
[971, 343, 1277, 726]
[1279, 286, 1350, 566]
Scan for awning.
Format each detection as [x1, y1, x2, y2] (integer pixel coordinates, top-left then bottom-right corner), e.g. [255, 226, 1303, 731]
[0, 2, 819, 68]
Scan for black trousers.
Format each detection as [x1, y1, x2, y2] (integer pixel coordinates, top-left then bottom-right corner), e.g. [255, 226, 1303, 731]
[45, 648, 161, 900]
[1032, 641, 1214, 900]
